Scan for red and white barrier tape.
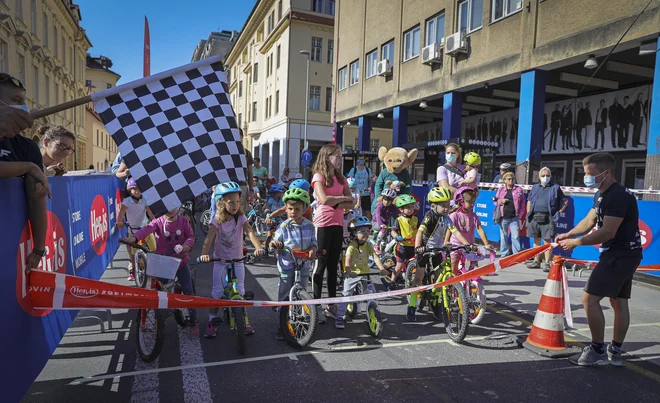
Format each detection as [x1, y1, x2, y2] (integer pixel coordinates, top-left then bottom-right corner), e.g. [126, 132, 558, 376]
[27, 245, 554, 310]
[411, 181, 660, 195]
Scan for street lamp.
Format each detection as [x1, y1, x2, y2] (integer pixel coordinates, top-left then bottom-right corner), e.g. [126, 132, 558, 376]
[300, 50, 310, 151]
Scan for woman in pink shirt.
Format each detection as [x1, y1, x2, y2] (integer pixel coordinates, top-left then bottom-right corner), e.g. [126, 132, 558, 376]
[311, 144, 354, 322]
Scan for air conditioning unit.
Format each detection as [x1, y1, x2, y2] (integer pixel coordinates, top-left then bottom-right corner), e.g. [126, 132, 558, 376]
[445, 31, 467, 56]
[376, 59, 392, 76]
[421, 43, 442, 65]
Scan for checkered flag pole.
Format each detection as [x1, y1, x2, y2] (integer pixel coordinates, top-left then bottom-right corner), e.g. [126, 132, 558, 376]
[90, 55, 245, 216]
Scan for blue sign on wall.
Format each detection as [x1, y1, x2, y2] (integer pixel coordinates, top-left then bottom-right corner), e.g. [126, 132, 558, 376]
[2, 175, 123, 403]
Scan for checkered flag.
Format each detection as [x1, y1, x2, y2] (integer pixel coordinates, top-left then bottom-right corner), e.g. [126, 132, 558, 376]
[91, 55, 245, 216]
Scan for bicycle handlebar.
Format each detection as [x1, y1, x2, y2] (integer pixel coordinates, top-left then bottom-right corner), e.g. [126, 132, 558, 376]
[422, 244, 472, 256]
[119, 238, 149, 253]
[270, 246, 315, 260]
[196, 255, 251, 264]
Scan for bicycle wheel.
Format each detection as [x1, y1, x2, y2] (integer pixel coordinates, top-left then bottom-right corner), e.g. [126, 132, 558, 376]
[231, 307, 247, 355]
[174, 308, 191, 327]
[135, 308, 165, 362]
[346, 281, 363, 318]
[279, 287, 317, 349]
[134, 250, 148, 288]
[404, 261, 422, 307]
[367, 301, 383, 338]
[200, 210, 212, 235]
[441, 283, 469, 343]
[468, 281, 486, 325]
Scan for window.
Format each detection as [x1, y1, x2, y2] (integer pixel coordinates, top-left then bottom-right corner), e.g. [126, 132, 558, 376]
[278, 0, 282, 19]
[275, 90, 279, 114]
[239, 80, 243, 97]
[265, 97, 270, 119]
[309, 86, 321, 110]
[0, 40, 7, 73]
[266, 55, 271, 77]
[106, 83, 112, 89]
[238, 113, 242, 128]
[311, 0, 335, 16]
[17, 54, 25, 83]
[53, 25, 58, 57]
[311, 37, 322, 62]
[426, 12, 445, 46]
[54, 83, 59, 106]
[45, 75, 49, 106]
[338, 66, 347, 91]
[61, 35, 65, 64]
[15, 0, 23, 20]
[458, 0, 483, 33]
[253, 63, 258, 83]
[327, 40, 334, 64]
[365, 49, 378, 79]
[252, 102, 257, 121]
[32, 66, 39, 103]
[42, 13, 49, 46]
[381, 40, 395, 66]
[370, 139, 380, 152]
[276, 45, 281, 68]
[268, 11, 274, 33]
[349, 60, 359, 86]
[492, 0, 522, 22]
[325, 87, 332, 111]
[31, 0, 37, 33]
[403, 26, 420, 61]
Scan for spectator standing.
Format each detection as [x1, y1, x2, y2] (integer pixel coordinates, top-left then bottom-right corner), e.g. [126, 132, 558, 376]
[252, 157, 269, 199]
[347, 158, 373, 219]
[436, 143, 465, 193]
[494, 172, 525, 257]
[492, 162, 512, 184]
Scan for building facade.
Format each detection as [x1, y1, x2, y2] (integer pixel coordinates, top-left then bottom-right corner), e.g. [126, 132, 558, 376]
[224, 0, 336, 179]
[333, 0, 660, 193]
[85, 54, 120, 171]
[191, 30, 240, 62]
[0, 0, 92, 170]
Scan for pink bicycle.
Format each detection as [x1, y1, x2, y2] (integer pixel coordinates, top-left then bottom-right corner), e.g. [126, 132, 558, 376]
[456, 246, 495, 325]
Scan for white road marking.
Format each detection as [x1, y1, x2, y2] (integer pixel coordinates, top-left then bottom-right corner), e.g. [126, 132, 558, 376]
[177, 325, 213, 403]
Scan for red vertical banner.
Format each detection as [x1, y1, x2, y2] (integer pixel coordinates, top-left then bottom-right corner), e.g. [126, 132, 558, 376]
[143, 16, 151, 77]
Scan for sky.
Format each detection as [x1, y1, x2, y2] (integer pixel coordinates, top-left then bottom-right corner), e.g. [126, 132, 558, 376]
[76, 0, 256, 85]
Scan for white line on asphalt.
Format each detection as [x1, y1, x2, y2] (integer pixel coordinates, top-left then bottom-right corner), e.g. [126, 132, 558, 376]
[70, 335, 490, 384]
[177, 325, 213, 403]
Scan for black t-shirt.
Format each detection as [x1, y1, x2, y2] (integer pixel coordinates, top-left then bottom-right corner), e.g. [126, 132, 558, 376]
[502, 189, 516, 219]
[592, 182, 642, 252]
[0, 134, 43, 170]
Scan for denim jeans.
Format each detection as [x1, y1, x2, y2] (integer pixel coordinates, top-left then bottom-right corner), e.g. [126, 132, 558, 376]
[499, 217, 521, 257]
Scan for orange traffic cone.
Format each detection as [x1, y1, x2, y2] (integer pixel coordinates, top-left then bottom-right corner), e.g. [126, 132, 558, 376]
[522, 256, 580, 358]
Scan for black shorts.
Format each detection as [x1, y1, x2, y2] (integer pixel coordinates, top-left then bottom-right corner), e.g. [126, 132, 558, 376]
[396, 245, 415, 263]
[584, 250, 642, 299]
[361, 195, 372, 212]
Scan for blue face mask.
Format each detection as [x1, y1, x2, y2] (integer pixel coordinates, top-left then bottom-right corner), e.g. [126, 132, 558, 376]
[584, 171, 607, 188]
[446, 154, 457, 164]
[11, 104, 29, 113]
[540, 176, 550, 185]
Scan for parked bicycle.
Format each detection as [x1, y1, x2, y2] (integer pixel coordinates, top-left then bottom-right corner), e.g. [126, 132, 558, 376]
[179, 200, 197, 241]
[119, 239, 197, 362]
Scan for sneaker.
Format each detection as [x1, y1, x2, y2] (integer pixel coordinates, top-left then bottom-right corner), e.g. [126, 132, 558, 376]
[406, 306, 417, 322]
[569, 345, 609, 367]
[244, 323, 255, 335]
[204, 321, 217, 338]
[127, 271, 135, 281]
[607, 345, 623, 367]
[542, 263, 551, 272]
[276, 328, 284, 340]
[527, 261, 541, 269]
[188, 322, 200, 338]
[335, 317, 345, 329]
[324, 305, 338, 320]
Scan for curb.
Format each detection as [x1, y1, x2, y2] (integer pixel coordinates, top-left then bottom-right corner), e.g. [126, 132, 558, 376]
[633, 272, 660, 288]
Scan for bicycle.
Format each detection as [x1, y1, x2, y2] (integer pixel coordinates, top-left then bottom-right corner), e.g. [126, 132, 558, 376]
[117, 222, 151, 288]
[247, 201, 268, 236]
[179, 200, 197, 241]
[200, 208, 212, 235]
[272, 246, 318, 349]
[196, 254, 255, 355]
[456, 245, 495, 325]
[380, 237, 414, 289]
[119, 239, 197, 362]
[405, 245, 470, 343]
[343, 271, 385, 338]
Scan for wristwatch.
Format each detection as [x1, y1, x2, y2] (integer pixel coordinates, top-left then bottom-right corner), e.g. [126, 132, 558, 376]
[32, 249, 46, 257]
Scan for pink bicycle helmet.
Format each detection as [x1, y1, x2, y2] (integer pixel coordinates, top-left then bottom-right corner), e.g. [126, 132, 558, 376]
[454, 186, 477, 205]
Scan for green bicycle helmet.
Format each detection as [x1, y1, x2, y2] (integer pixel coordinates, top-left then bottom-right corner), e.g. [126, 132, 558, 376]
[395, 194, 416, 208]
[282, 187, 310, 207]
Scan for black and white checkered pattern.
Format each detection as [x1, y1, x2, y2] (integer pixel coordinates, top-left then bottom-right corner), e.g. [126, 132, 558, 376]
[92, 58, 245, 216]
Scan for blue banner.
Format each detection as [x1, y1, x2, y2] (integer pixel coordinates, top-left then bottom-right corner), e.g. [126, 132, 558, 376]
[2, 175, 123, 403]
[411, 184, 659, 265]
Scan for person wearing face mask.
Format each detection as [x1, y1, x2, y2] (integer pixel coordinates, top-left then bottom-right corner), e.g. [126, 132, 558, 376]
[0, 74, 50, 272]
[525, 167, 568, 271]
[436, 143, 464, 193]
[38, 124, 76, 176]
[557, 153, 642, 368]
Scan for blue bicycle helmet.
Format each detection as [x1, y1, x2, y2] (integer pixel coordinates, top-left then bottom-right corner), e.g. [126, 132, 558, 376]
[347, 177, 357, 189]
[214, 181, 241, 200]
[348, 216, 372, 231]
[290, 179, 311, 191]
[270, 183, 285, 193]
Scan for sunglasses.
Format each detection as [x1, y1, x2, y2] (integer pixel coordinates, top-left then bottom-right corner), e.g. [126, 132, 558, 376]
[0, 75, 25, 89]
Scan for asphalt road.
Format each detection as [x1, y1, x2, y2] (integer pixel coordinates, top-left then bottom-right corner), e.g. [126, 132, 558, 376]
[23, 222, 660, 403]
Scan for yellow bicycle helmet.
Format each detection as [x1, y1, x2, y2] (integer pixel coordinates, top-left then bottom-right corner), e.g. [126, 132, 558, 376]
[427, 187, 452, 203]
[464, 152, 481, 166]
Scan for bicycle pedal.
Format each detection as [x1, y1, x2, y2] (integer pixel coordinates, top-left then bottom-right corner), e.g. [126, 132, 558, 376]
[244, 291, 255, 300]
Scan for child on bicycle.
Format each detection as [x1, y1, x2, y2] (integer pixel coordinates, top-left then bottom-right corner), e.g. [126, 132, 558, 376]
[125, 206, 198, 337]
[116, 178, 156, 281]
[268, 188, 317, 340]
[199, 181, 265, 337]
[387, 194, 418, 287]
[446, 187, 492, 274]
[335, 216, 388, 329]
[458, 152, 482, 191]
[266, 183, 286, 212]
[347, 177, 361, 216]
[373, 188, 399, 254]
[266, 179, 313, 223]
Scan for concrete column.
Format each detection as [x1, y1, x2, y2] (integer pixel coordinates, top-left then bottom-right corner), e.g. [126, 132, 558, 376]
[288, 137, 301, 174]
[516, 70, 546, 185]
[392, 106, 408, 147]
[358, 116, 372, 151]
[644, 40, 660, 200]
[442, 92, 463, 140]
[334, 124, 344, 147]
